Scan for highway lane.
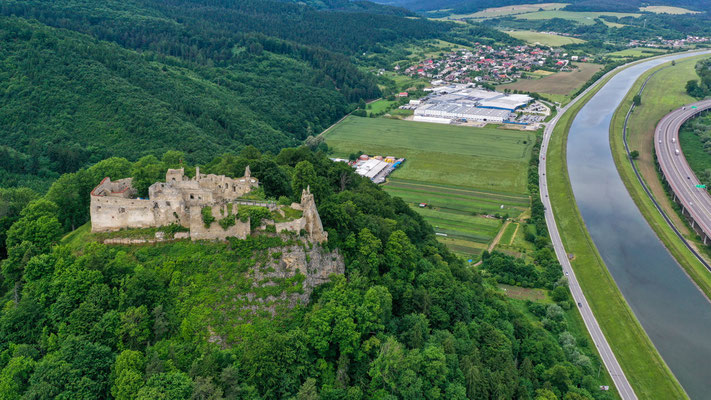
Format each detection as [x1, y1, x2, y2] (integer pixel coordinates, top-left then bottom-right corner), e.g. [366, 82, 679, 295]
[539, 80, 637, 399]
[655, 100, 711, 244]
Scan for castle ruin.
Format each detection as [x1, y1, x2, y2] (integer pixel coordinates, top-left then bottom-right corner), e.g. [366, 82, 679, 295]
[90, 166, 327, 242]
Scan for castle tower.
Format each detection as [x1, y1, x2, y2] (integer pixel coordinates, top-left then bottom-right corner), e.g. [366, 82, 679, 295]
[245, 165, 251, 178]
[195, 166, 200, 181]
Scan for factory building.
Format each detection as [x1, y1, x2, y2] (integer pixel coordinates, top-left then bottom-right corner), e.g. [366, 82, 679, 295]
[411, 85, 532, 124]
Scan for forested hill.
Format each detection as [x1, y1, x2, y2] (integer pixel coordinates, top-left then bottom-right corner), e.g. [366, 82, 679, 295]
[0, 0, 460, 190]
[275, 0, 416, 15]
[0, 146, 615, 399]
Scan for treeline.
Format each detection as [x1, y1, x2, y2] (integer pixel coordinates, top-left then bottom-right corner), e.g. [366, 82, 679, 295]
[0, 146, 614, 399]
[686, 58, 711, 98]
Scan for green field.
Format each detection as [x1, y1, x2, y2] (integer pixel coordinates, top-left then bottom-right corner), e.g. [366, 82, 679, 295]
[326, 116, 535, 191]
[607, 47, 667, 58]
[367, 99, 398, 115]
[325, 116, 534, 258]
[640, 5, 700, 14]
[444, 2, 566, 19]
[505, 30, 585, 46]
[548, 61, 688, 399]
[515, 10, 640, 25]
[609, 55, 711, 302]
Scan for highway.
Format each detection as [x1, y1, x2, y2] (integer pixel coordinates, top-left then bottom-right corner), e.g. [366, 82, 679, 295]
[539, 76, 638, 399]
[655, 100, 711, 245]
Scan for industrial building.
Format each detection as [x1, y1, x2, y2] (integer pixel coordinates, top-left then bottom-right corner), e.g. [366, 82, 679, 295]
[351, 155, 405, 184]
[411, 85, 532, 124]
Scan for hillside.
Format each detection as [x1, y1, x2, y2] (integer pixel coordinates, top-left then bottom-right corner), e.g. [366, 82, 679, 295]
[0, 146, 619, 399]
[0, 0, 474, 190]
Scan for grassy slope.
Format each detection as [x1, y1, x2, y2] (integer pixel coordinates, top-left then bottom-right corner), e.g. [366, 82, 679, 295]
[608, 56, 711, 299]
[547, 69, 688, 398]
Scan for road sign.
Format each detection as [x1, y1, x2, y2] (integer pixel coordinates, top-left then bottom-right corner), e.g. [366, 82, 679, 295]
[696, 184, 707, 188]
[692, 106, 698, 109]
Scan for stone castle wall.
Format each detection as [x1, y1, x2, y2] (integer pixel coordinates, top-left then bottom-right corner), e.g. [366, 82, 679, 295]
[90, 171, 327, 243]
[188, 204, 251, 241]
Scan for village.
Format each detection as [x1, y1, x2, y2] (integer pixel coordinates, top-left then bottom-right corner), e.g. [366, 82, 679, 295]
[398, 43, 583, 84]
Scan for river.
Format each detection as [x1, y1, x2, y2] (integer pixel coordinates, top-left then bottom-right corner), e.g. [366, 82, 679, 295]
[567, 52, 711, 399]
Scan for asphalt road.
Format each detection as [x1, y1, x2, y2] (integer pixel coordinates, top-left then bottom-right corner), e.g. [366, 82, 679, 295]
[539, 80, 638, 399]
[655, 100, 711, 244]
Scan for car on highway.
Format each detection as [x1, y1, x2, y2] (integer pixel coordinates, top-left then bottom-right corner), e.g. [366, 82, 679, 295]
[577, 302, 582, 308]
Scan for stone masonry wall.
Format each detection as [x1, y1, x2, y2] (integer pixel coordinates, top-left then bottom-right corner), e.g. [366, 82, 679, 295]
[188, 204, 250, 241]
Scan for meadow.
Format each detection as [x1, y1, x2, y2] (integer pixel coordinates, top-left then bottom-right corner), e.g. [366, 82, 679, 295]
[325, 116, 534, 258]
[445, 3, 566, 20]
[498, 62, 603, 98]
[640, 6, 700, 14]
[505, 30, 585, 46]
[607, 47, 667, 59]
[514, 10, 641, 25]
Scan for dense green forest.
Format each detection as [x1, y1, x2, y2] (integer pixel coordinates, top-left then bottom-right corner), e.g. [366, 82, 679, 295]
[0, 0, 490, 191]
[0, 146, 615, 399]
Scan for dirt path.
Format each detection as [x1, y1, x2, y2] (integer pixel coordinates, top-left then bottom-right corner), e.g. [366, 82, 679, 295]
[509, 223, 520, 246]
[488, 220, 510, 252]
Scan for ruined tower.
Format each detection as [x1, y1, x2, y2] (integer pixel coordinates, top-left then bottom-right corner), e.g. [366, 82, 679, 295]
[300, 186, 327, 243]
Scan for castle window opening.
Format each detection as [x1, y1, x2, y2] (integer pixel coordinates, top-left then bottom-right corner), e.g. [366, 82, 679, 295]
[166, 201, 171, 206]
[190, 194, 194, 199]
[119, 207, 125, 213]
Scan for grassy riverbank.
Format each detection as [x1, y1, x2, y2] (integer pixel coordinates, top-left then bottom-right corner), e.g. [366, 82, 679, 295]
[547, 65, 688, 398]
[608, 55, 711, 302]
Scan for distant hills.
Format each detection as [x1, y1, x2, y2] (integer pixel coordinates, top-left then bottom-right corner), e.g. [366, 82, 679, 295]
[375, 0, 711, 14]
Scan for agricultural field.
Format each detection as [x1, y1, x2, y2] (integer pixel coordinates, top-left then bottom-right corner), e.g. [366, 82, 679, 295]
[607, 47, 667, 59]
[498, 284, 550, 302]
[324, 116, 534, 259]
[444, 2, 566, 20]
[514, 10, 641, 25]
[505, 30, 585, 46]
[498, 62, 603, 98]
[366, 99, 398, 116]
[640, 5, 700, 14]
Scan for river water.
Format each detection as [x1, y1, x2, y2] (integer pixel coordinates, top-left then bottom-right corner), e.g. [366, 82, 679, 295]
[567, 52, 711, 399]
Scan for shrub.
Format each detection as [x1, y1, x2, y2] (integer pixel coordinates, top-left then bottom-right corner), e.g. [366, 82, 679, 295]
[201, 206, 215, 228]
[160, 223, 189, 238]
[219, 215, 236, 230]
